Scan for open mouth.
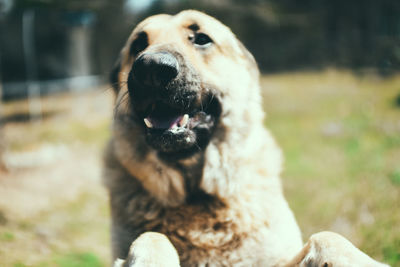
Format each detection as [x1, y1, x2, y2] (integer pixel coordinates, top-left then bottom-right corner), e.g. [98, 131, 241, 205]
[143, 102, 190, 131]
[143, 102, 211, 132]
[139, 95, 221, 155]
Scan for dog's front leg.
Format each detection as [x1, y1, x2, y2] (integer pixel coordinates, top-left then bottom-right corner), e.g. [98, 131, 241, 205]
[284, 231, 389, 267]
[113, 232, 180, 267]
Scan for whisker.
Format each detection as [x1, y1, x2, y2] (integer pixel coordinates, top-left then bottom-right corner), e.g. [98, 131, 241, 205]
[200, 82, 217, 111]
[199, 91, 204, 112]
[207, 91, 216, 110]
[114, 90, 130, 116]
[193, 139, 202, 151]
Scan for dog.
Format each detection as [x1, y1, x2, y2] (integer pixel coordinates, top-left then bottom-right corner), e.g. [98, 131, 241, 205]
[104, 10, 389, 267]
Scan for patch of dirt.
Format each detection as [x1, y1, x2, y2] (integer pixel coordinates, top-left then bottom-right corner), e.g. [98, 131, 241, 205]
[0, 144, 103, 221]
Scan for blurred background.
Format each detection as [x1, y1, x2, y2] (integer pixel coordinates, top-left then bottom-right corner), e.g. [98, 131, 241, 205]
[0, 0, 399, 266]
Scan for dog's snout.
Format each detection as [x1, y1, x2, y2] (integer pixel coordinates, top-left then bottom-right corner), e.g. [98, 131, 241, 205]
[133, 52, 179, 87]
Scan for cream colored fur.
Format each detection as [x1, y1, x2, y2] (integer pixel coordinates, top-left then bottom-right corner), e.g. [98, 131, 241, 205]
[106, 10, 389, 267]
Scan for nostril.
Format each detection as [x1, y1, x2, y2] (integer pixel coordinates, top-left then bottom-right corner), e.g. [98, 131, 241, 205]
[132, 52, 179, 87]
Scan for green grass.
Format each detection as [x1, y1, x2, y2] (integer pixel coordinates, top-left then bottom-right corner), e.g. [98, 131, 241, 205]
[12, 252, 103, 267]
[0, 232, 15, 242]
[262, 69, 400, 266]
[1, 191, 110, 267]
[390, 170, 400, 186]
[55, 252, 103, 267]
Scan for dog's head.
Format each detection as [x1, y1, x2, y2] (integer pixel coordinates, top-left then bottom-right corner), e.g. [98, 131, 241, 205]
[111, 10, 262, 159]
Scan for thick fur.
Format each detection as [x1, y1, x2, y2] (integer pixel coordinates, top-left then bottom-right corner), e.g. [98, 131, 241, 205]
[104, 10, 388, 267]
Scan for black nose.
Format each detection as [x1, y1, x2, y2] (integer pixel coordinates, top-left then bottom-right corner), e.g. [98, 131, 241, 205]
[132, 52, 179, 88]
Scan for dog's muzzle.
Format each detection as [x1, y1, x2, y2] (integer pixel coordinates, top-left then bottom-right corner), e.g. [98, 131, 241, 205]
[127, 50, 221, 157]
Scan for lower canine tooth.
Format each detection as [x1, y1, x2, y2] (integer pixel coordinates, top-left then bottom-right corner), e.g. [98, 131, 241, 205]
[179, 114, 189, 127]
[144, 118, 153, 128]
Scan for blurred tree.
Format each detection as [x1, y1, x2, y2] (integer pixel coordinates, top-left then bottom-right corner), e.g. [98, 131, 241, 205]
[1, 0, 399, 99]
[0, 4, 7, 171]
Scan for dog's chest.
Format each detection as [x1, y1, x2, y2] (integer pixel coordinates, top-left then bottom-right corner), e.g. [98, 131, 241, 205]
[163, 203, 237, 244]
[138, 198, 268, 266]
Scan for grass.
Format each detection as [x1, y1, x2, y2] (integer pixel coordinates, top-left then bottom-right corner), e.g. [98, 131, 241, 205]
[390, 170, 400, 186]
[0, 231, 15, 241]
[0, 191, 110, 267]
[261, 69, 400, 266]
[0, 70, 399, 266]
[12, 253, 102, 267]
[54, 252, 103, 267]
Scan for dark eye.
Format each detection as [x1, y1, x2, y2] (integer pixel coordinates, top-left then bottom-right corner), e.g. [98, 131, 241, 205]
[130, 31, 148, 56]
[193, 33, 213, 47]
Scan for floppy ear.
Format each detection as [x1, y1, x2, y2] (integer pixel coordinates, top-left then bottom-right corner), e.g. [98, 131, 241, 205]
[109, 56, 122, 94]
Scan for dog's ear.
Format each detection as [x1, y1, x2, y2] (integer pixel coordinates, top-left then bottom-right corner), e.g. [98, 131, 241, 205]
[110, 56, 122, 94]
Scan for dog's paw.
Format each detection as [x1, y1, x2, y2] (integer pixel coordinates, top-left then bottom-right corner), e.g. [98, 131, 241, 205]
[295, 232, 390, 267]
[113, 232, 180, 267]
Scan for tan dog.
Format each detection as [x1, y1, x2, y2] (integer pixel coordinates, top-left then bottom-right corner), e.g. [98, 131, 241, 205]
[104, 10, 388, 267]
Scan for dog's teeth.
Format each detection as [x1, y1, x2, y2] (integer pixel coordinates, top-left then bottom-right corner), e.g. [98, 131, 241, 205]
[144, 118, 153, 128]
[179, 114, 189, 127]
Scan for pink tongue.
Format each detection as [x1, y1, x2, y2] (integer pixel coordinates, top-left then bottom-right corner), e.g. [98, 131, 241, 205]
[147, 115, 182, 129]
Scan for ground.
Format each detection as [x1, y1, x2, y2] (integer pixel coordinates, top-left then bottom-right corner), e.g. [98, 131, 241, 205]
[0, 70, 399, 267]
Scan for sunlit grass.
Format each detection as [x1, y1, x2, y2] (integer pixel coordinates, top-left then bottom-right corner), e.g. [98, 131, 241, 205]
[262, 69, 400, 266]
[0, 191, 110, 267]
[54, 252, 103, 267]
